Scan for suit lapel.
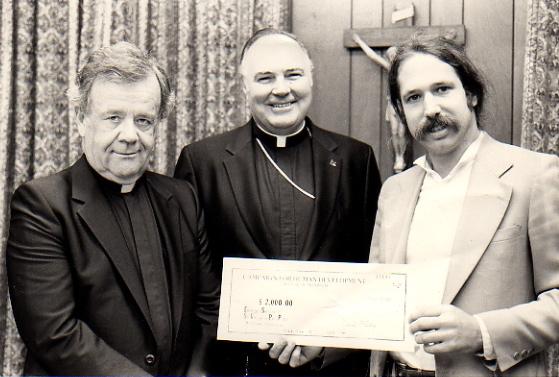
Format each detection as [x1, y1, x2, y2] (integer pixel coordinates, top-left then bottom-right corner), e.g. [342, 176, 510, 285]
[299, 124, 341, 260]
[223, 122, 272, 258]
[71, 157, 153, 335]
[442, 136, 513, 304]
[387, 167, 425, 264]
[145, 175, 183, 346]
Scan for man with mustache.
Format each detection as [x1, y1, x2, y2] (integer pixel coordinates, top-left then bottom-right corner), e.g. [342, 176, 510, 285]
[6, 42, 219, 376]
[369, 37, 559, 377]
[175, 28, 381, 376]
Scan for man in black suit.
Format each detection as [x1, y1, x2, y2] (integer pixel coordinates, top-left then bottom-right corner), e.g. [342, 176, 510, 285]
[174, 28, 381, 376]
[6, 42, 219, 376]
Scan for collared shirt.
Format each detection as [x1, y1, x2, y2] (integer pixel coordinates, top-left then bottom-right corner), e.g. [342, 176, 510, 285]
[392, 131, 485, 371]
[253, 122, 315, 259]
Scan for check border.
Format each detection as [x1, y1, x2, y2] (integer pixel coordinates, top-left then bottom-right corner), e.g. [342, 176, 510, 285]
[218, 258, 422, 352]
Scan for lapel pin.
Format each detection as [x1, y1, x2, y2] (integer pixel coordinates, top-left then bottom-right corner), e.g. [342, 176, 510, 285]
[329, 159, 337, 167]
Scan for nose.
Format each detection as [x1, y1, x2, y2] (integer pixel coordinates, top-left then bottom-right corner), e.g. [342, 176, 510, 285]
[271, 77, 290, 96]
[118, 117, 139, 144]
[423, 92, 441, 117]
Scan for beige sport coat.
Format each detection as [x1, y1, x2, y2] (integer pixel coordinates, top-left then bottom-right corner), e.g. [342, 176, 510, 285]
[369, 134, 559, 377]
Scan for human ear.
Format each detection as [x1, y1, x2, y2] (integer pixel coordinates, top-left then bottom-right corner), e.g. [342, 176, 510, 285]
[466, 92, 478, 109]
[76, 108, 86, 137]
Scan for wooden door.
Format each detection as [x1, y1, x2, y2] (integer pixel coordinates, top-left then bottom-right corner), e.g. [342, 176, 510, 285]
[292, 0, 527, 181]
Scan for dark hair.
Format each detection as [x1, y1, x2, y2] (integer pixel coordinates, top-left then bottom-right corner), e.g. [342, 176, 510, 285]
[73, 41, 174, 119]
[239, 28, 313, 70]
[388, 36, 486, 125]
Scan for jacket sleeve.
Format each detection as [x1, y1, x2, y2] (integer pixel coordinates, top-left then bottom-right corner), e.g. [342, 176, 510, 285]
[369, 177, 388, 264]
[477, 155, 559, 372]
[193, 184, 220, 339]
[6, 183, 151, 376]
[174, 147, 219, 330]
[363, 146, 382, 260]
[174, 177, 220, 374]
[174, 146, 199, 189]
[187, 205, 220, 374]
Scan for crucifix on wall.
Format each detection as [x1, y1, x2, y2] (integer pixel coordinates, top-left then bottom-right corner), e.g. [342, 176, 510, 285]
[344, 1, 465, 173]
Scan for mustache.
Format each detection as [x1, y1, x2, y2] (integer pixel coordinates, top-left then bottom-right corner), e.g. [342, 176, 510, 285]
[413, 114, 457, 140]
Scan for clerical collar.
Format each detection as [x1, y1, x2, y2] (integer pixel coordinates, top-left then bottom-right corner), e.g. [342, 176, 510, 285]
[253, 121, 311, 148]
[85, 157, 141, 194]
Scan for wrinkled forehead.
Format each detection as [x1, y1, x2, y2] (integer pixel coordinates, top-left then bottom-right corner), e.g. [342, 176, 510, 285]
[241, 34, 312, 76]
[87, 73, 161, 113]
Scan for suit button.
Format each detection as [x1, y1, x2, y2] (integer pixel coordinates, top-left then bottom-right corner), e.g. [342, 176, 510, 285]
[145, 353, 156, 366]
[513, 351, 521, 360]
[520, 349, 529, 358]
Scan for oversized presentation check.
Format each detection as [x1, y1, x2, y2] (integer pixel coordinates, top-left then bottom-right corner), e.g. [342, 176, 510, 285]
[218, 257, 447, 352]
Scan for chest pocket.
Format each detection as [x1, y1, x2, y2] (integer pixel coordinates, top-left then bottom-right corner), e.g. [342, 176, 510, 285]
[491, 224, 521, 243]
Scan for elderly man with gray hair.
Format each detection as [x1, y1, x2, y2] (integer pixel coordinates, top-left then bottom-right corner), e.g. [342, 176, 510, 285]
[6, 41, 219, 376]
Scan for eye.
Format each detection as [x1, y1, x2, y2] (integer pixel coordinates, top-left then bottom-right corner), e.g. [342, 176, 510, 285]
[286, 72, 303, 80]
[106, 115, 121, 123]
[435, 86, 451, 94]
[404, 94, 421, 104]
[135, 118, 155, 130]
[256, 75, 273, 83]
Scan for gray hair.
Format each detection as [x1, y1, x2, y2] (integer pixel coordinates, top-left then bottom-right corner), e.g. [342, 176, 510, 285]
[72, 41, 175, 119]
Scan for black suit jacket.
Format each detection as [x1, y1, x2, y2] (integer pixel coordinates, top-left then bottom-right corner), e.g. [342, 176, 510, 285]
[175, 118, 381, 264]
[174, 118, 381, 375]
[6, 156, 219, 376]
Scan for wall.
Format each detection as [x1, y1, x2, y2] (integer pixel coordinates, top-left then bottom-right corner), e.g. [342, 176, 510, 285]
[292, 0, 527, 181]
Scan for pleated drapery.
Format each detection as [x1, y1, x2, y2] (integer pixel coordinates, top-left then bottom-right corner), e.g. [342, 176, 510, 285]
[521, 1, 559, 375]
[0, 1, 290, 374]
[521, 0, 559, 156]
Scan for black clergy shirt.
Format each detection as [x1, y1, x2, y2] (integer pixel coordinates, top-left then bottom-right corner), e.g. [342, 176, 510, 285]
[253, 123, 315, 259]
[90, 162, 173, 372]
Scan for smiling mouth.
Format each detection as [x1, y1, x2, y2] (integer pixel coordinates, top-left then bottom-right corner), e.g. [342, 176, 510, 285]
[270, 101, 295, 110]
[114, 151, 139, 156]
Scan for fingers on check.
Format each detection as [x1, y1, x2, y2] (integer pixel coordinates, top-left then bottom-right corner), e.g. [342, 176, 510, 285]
[257, 342, 271, 351]
[414, 328, 452, 345]
[278, 342, 297, 365]
[289, 346, 303, 368]
[408, 305, 443, 323]
[423, 332, 459, 354]
[268, 339, 288, 359]
[423, 339, 453, 354]
[414, 330, 433, 345]
[409, 315, 441, 334]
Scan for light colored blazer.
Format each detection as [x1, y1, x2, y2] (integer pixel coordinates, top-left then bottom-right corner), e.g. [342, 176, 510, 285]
[369, 134, 559, 377]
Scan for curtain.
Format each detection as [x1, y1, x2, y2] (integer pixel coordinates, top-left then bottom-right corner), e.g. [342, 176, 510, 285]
[0, 0, 290, 374]
[522, 1, 559, 375]
[521, 0, 559, 155]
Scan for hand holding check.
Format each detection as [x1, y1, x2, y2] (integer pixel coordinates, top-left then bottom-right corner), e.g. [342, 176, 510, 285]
[258, 340, 323, 367]
[409, 304, 483, 354]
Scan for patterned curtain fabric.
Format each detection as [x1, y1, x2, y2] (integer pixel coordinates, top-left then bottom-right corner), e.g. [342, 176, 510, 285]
[0, 0, 290, 374]
[522, 1, 559, 376]
[521, 0, 559, 155]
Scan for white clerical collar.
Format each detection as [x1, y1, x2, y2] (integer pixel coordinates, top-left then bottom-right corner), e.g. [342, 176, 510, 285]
[120, 182, 136, 193]
[85, 156, 138, 194]
[255, 120, 307, 148]
[414, 131, 485, 179]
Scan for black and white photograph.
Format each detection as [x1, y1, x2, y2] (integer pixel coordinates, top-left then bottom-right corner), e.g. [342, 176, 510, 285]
[0, 1, 557, 376]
